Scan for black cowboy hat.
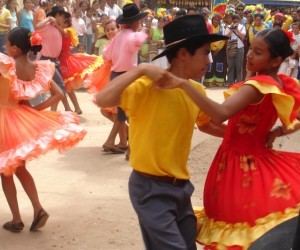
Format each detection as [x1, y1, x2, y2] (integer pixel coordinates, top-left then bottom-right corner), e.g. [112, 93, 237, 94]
[152, 15, 228, 61]
[46, 6, 71, 18]
[116, 3, 148, 24]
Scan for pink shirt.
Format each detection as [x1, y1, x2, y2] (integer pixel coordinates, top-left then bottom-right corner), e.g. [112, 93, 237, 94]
[103, 29, 147, 72]
[40, 23, 62, 58]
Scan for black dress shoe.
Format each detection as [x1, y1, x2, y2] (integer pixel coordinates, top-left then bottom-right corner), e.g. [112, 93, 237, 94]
[30, 209, 49, 232]
[3, 221, 24, 232]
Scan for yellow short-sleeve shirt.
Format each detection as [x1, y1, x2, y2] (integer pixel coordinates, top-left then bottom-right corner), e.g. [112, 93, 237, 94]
[120, 76, 209, 180]
[0, 9, 11, 32]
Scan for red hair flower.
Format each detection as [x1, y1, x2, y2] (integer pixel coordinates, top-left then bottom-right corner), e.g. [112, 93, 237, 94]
[282, 29, 295, 43]
[30, 32, 42, 46]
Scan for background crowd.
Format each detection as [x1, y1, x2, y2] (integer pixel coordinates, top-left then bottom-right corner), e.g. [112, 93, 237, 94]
[0, 0, 300, 88]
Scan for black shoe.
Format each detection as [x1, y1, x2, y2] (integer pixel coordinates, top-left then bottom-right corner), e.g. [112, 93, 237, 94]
[30, 209, 49, 232]
[3, 221, 24, 232]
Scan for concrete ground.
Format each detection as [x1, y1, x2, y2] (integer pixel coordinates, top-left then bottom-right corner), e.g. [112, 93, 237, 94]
[0, 87, 299, 250]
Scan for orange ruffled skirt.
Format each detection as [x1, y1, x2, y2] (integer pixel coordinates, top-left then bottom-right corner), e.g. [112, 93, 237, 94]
[59, 52, 103, 91]
[0, 104, 86, 176]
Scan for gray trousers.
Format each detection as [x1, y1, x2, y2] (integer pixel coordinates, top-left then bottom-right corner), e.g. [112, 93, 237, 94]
[226, 47, 244, 85]
[129, 170, 197, 250]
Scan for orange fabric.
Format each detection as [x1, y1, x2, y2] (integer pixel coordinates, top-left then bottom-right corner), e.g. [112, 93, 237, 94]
[197, 75, 300, 249]
[59, 32, 102, 91]
[0, 53, 86, 176]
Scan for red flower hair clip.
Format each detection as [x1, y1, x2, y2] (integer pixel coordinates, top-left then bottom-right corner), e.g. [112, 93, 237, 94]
[30, 31, 42, 46]
[282, 29, 295, 43]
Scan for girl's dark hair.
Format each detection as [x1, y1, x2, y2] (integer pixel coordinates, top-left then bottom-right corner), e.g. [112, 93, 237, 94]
[8, 27, 42, 55]
[64, 17, 72, 27]
[23, 0, 31, 4]
[256, 29, 293, 60]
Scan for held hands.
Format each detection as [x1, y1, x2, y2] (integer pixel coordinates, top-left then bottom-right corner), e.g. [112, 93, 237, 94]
[138, 64, 184, 90]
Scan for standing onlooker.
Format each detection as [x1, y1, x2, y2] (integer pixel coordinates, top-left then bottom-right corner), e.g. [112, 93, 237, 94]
[106, 0, 122, 19]
[18, 0, 34, 32]
[235, 1, 246, 25]
[204, 14, 227, 87]
[84, 7, 96, 54]
[72, 7, 87, 47]
[79, 0, 88, 18]
[0, 0, 11, 53]
[91, 0, 100, 22]
[200, 7, 213, 34]
[6, 0, 18, 29]
[225, 13, 246, 86]
[33, 0, 49, 30]
[45, 0, 53, 14]
[187, 6, 197, 15]
[98, 0, 110, 17]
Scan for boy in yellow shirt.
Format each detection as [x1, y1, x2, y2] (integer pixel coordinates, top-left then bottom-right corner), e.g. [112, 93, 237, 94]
[96, 15, 228, 250]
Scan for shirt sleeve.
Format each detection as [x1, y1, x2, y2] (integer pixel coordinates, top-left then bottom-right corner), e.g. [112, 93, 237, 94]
[120, 76, 151, 117]
[127, 32, 148, 54]
[194, 84, 210, 127]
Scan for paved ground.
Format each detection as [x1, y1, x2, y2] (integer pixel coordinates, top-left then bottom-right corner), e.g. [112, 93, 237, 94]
[0, 87, 299, 250]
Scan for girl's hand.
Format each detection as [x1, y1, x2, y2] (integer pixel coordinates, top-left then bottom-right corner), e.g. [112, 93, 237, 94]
[19, 100, 32, 107]
[138, 64, 166, 82]
[154, 71, 186, 90]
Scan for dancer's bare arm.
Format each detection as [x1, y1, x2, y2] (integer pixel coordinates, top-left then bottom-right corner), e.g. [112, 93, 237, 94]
[95, 64, 165, 107]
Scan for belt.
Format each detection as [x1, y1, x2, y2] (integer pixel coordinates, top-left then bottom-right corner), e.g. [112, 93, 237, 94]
[134, 170, 188, 186]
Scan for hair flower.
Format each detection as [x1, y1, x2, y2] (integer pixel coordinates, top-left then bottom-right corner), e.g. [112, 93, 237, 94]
[30, 31, 43, 46]
[282, 30, 295, 43]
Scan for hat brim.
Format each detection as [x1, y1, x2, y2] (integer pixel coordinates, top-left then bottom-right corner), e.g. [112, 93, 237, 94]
[116, 12, 148, 24]
[152, 34, 229, 61]
[46, 10, 71, 18]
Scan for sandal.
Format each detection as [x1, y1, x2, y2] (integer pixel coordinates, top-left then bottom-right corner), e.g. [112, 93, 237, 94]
[3, 221, 24, 232]
[102, 145, 125, 154]
[30, 209, 49, 232]
[116, 145, 128, 151]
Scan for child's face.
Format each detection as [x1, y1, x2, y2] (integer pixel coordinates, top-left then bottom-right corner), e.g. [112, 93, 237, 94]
[77, 45, 85, 53]
[105, 23, 118, 40]
[184, 43, 212, 80]
[101, 15, 108, 24]
[87, 9, 93, 17]
[246, 36, 279, 74]
[75, 9, 81, 18]
[292, 24, 300, 35]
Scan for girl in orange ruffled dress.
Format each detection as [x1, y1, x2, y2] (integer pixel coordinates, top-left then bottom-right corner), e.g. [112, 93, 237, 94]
[55, 17, 102, 114]
[0, 27, 86, 233]
[153, 28, 300, 249]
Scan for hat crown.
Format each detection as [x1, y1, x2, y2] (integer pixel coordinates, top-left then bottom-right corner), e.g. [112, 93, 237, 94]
[122, 3, 141, 19]
[163, 15, 209, 46]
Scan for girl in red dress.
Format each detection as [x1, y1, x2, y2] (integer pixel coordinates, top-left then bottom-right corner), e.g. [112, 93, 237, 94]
[153, 28, 300, 249]
[56, 17, 102, 114]
[0, 27, 86, 233]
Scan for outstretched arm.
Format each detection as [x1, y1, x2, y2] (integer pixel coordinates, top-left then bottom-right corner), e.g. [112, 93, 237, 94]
[198, 122, 226, 138]
[154, 72, 263, 124]
[95, 64, 166, 107]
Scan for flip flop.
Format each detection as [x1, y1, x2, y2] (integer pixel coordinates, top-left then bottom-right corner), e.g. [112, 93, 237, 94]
[102, 145, 125, 154]
[3, 221, 24, 232]
[30, 209, 49, 232]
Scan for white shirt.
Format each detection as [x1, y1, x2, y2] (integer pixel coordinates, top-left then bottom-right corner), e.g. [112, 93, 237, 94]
[106, 3, 122, 19]
[98, 7, 111, 17]
[72, 17, 87, 36]
[225, 23, 246, 49]
[84, 16, 95, 35]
